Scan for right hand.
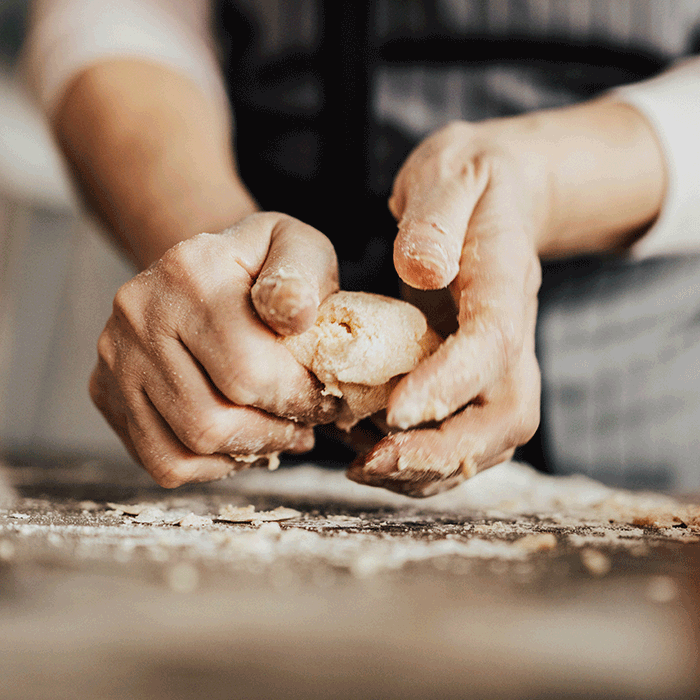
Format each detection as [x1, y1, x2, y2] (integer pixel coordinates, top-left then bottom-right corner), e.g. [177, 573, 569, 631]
[347, 123, 543, 497]
[90, 212, 341, 487]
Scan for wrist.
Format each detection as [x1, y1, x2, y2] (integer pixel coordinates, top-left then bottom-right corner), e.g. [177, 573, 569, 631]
[482, 99, 666, 258]
[130, 162, 257, 268]
[54, 59, 258, 269]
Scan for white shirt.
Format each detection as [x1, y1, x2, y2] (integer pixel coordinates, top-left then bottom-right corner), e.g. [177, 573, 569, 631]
[23, 0, 700, 258]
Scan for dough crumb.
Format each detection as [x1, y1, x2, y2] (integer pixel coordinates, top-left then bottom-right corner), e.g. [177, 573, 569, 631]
[229, 452, 281, 472]
[133, 507, 166, 524]
[179, 513, 214, 529]
[106, 502, 163, 516]
[217, 504, 301, 523]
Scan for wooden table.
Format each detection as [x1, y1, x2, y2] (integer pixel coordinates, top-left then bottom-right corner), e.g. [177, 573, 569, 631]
[0, 454, 698, 700]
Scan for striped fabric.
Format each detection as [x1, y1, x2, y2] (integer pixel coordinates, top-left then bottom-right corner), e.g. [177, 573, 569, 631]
[234, 0, 700, 56]
[374, 0, 699, 138]
[218, 0, 700, 490]
[539, 254, 700, 492]
[226, 0, 700, 135]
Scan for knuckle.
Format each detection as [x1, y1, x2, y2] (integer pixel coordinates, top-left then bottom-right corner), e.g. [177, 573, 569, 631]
[247, 211, 286, 228]
[387, 191, 401, 218]
[301, 222, 335, 253]
[160, 239, 191, 269]
[216, 352, 269, 406]
[464, 150, 491, 185]
[180, 413, 230, 455]
[222, 211, 286, 240]
[264, 211, 292, 228]
[88, 366, 108, 408]
[433, 120, 464, 146]
[159, 243, 206, 293]
[162, 234, 252, 303]
[112, 279, 144, 327]
[516, 408, 540, 445]
[442, 119, 469, 136]
[509, 383, 541, 446]
[224, 380, 261, 410]
[151, 461, 199, 489]
[95, 326, 116, 368]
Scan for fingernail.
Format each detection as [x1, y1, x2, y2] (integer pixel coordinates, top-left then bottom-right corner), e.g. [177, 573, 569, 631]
[345, 462, 367, 484]
[356, 444, 398, 476]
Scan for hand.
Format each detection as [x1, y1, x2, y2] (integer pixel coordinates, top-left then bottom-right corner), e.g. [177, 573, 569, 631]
[91, 212, 340, 487]
[348, 121, 543, 497]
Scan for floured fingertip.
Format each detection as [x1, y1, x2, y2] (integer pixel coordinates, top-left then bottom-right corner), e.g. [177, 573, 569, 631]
[393, 228, 460, 290]
[252, 269, 319, 335]
[348, 440, 399, 479]
[386, 367, 447, 430]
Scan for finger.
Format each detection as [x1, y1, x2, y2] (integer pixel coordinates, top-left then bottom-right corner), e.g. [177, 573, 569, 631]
[92, 339, 315, 481]
[250, 216, 339, 335]
[349, 354, 540, 497]
[124, 388, 311, 488]
[125, 388, 249, 487]
[89, 360, 141, 463]
[392, 156, 489, 290]
[180, 285, 340, 424]
[158, 230, 340, 424]
[140, 335, 316, 457]
[387, 270, 532, 431]
[388, 191, 540, 429]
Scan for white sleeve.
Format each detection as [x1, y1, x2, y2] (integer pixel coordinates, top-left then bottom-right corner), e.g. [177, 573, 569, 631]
[23, 0, 229, 118]
[610, 58, 700, 258]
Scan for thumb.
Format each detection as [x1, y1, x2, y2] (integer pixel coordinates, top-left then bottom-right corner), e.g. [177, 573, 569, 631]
[250, 215, 339, 336]
[392, 159, 489, 290]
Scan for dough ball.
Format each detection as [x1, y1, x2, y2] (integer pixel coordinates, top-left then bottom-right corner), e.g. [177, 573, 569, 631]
[282, 291, 441, 430]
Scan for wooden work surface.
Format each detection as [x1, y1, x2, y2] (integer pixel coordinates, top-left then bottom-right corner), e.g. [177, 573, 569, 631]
[0, 455, 699, 700]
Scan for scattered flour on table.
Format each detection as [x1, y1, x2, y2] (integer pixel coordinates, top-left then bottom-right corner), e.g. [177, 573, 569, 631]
[217, 505, 301, 523]
[178, 514, 214, 529]
[4, 461, 697, 580]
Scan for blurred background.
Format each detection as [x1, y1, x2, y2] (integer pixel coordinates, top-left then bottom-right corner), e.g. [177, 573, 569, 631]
[0, 0, 131, 463]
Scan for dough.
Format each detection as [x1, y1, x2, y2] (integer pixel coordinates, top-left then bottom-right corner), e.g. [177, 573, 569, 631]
[217, 505, 301, 522]
[282, 291, 441, 430]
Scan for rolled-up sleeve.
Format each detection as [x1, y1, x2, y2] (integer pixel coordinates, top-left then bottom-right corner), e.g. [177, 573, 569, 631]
[611, 58, 700, 258]
[23, 0, 228, 118]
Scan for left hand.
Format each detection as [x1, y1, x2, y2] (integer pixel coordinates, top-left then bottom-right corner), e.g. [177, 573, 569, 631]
[348, 121, 543, 496]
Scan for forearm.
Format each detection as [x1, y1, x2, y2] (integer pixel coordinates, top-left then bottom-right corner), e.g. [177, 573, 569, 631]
[486, 98, 666, 258]
[53, 59, 257, 269]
